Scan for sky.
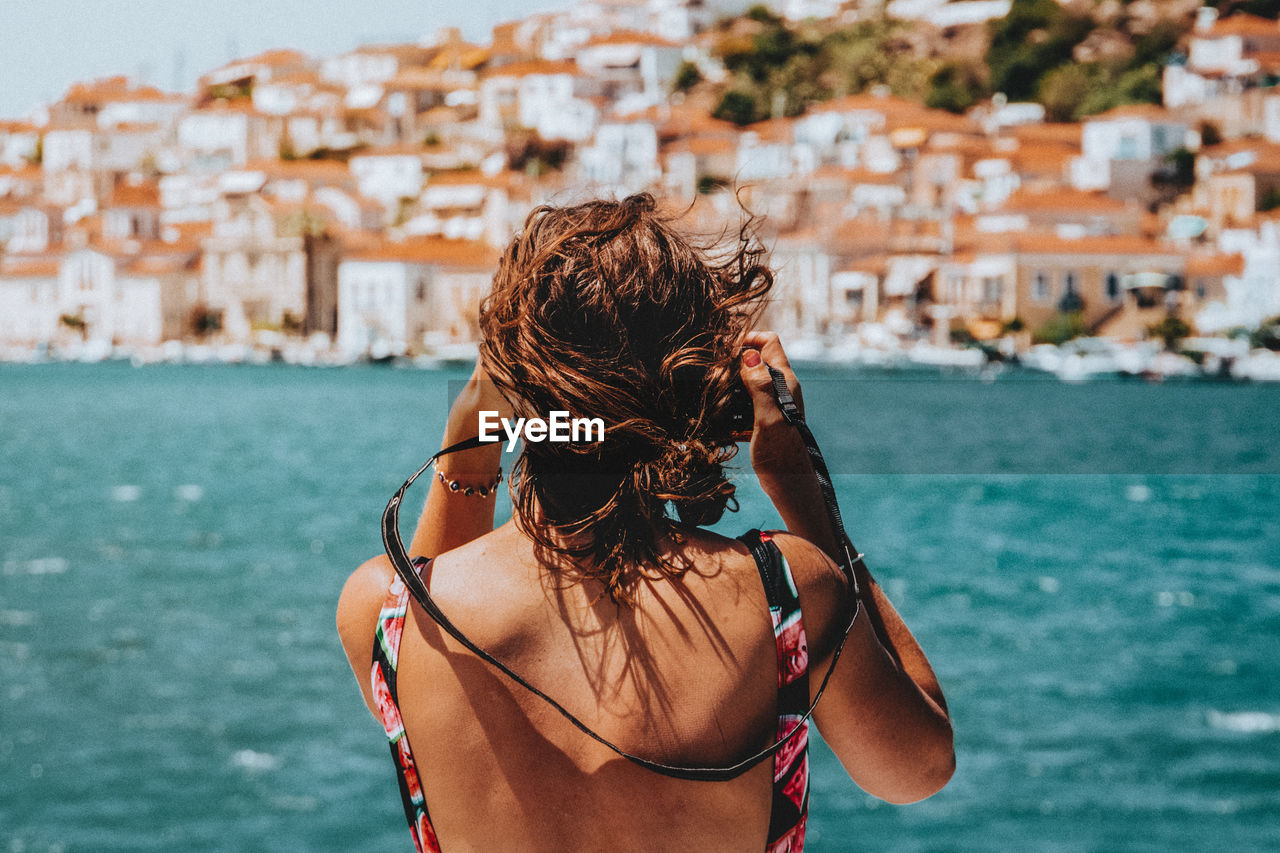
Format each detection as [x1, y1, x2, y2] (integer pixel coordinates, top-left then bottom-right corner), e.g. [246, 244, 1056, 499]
[0, 0, 569, 118]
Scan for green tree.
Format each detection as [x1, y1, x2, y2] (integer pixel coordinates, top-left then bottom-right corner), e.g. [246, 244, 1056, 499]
[713, 90, 761, 125]
[986, 0, 1092, 100]
[1033, 312, 1088, 345]
[1148, 317, 1191, 350]
[926, 62, 986, 114]
[672, 60, 703, 93]
[1039, 64, 1093, 121]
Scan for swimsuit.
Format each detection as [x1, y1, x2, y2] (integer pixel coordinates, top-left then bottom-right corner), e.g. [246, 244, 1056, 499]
[370, 530, 810, 853]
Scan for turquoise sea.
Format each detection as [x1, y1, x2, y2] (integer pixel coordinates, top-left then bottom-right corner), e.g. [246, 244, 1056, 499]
[2, 363, 1278, 852]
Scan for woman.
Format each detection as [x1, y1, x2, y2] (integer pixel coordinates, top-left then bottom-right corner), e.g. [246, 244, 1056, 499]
[338, 195, 953, 851]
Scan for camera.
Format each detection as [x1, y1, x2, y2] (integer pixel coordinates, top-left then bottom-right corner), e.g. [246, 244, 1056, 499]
[720, 381, 754, 441]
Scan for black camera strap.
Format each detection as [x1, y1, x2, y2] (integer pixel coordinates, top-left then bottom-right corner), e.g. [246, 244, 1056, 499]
[380, 365, 861, 782]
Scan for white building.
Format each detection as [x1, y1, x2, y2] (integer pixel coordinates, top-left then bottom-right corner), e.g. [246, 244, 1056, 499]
[0, 122, 41, 167]
[337, 237, 497, 356]
[480, 61, 598, 142]
[0, 245, 199, 348]
[178, 103, 280, 170]
[578, 121, 661, 192]
[1072, 106, 1190, 193]
[348, 147, 426, 208]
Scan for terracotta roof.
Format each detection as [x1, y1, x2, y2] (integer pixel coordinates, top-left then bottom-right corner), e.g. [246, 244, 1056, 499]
[388, 68, 459, 90]
[629, 103, 739, 140]
[108, 181, 162, 208]
[162, 222, 213, 248]
[1014, 233, 1183, 256]
[744, 116, 795, 142]
[110, 121, 165, 134]
[350, 144, 428, 159]
[0, 120, 37, 132]
[1202, 139, 1280, 173]
[665, 135, 736, 156]
[239, 49, 310, 68]
[1089, 103, 1181, 122]
[838, 253, 889, 274]
[262, 70, 323, 87]
[1010, 141, 1076, 176]
[123, 250, 200, 276]
[1207, 13, 1280, 39]
[61, 75, 131, 103]
[808, 92, 923, 116]
[0, 255, 61, 277]
[1254, 50, 1280, 72]
[1011, 123, 1083, 146]
[0, 165, 42, 180]
[927, 133, 996, 158]
[1187, 253, 1245, 277]
[349, 43, 434, 60]
[427, 43, 490, 71]
[483, 60, 579, 79]
[240, 159, 353, 181]
[1002, 188, 1135, 213]
[831, 216, 893, 249]
[582, 30, 679, 48]
[345, 236, 498, 267]
[194, 99, 265, 116]
[812, 164, 901, 184]
[425, 169, 517, 188]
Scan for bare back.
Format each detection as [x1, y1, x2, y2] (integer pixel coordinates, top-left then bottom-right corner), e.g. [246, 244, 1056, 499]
[344, 521, 826, 851]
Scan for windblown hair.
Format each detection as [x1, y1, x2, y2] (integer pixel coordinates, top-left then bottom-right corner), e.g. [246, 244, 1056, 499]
[479, 194, 773, 603]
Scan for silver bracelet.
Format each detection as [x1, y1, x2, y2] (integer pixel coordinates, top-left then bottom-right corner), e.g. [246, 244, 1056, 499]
[433, 467, 502, 498]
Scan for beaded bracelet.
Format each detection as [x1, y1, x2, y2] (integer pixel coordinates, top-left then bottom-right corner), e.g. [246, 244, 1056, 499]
[434, 467, 503, 498]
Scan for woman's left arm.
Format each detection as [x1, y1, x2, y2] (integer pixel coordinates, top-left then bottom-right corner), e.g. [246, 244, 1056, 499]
[408, 361, 513, 558]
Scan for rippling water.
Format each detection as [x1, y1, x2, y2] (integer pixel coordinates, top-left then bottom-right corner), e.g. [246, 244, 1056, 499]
[1, 363, 1278, 851]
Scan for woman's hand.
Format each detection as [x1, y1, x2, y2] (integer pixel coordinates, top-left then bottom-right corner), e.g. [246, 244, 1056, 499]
[452, 357, 516, 431]
[737, 330, 840, 562]
[737, 331, 809, 494]
[408, 358, 511, 558]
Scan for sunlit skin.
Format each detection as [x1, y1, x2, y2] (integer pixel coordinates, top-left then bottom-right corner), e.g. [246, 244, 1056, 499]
[338, 332, 953, 851]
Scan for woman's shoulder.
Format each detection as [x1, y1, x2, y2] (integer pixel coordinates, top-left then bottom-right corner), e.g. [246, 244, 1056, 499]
[336, 555, 398, 704]
[758, 530, 853, 655]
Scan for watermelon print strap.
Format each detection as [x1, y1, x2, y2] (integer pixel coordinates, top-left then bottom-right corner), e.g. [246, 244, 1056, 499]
[371, 563, 442, 853]
[743, 529, 811, 853]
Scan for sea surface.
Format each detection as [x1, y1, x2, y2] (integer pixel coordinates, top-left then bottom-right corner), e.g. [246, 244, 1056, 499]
[1, 362, 1278, 852]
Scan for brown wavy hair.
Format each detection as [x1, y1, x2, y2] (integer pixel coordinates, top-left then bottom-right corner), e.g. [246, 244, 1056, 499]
[479, 194, 773, 603]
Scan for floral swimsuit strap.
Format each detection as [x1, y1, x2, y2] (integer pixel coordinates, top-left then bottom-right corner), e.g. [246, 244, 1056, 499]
[371, 562, 441, 853]
[741, 529, 812, 853]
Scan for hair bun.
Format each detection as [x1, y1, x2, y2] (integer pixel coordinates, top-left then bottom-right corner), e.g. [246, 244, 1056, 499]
[630, 438, 736, 526]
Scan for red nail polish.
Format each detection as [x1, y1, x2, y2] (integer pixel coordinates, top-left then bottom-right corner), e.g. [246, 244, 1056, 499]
[743, 349, 761, 367]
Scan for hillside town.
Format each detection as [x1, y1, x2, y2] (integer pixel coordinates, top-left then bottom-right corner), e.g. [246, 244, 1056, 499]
[2, 0, 1280, 378]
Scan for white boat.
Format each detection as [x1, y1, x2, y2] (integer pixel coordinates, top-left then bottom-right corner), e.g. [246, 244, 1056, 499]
[906, 341, 986, 369]
[1232, 349, 1280, 382]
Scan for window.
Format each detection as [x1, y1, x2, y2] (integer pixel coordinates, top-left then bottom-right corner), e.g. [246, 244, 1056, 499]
[1196, 279, 1207, 301]
[1106, 272, 1120, 302]
[981, 277, 1002, 304]
[1117, 136, 1138, 160]
[416, 279, 426, 302]
[1059, 271, 1083, 312]
[1032, 271, 1050, 302]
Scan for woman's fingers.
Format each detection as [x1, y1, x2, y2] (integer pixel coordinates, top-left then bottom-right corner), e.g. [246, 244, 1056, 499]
[738, 331, 803, 418]
[738, 348, 783, 429]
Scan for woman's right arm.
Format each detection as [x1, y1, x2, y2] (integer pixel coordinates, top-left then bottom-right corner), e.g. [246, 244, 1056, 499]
[738, 332, 954, 803]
